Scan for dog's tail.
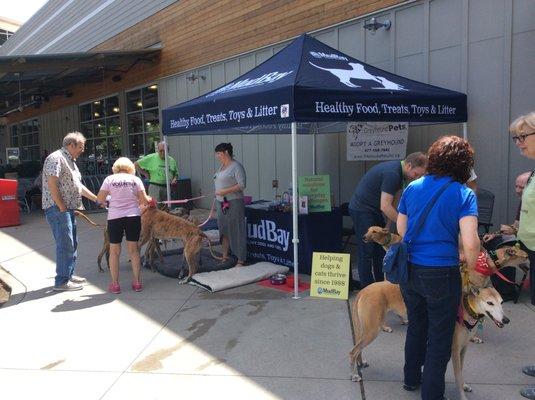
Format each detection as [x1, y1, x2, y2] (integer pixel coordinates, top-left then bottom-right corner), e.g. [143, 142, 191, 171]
[201, 232, 224, 261]
[74, 210, 100, 226]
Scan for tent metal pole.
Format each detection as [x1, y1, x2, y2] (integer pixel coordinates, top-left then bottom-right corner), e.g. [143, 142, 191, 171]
[163, 135, 171, 205]
[312, 131, 316, 174]
[291, 122, 300, 299]
[462, 122, 467, 140]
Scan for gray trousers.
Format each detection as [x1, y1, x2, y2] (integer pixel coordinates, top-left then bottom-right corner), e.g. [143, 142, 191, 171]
[216, 198, 247, 261]
[148, 184, 168, 203]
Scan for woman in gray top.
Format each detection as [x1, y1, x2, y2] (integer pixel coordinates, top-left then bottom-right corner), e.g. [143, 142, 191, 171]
[214, 143, 247, 266]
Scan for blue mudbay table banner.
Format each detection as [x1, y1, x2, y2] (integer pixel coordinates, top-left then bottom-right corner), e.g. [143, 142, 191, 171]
[245, 207, 342, 274]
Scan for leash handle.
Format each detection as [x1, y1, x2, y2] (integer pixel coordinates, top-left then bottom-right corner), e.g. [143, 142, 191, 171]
[197, 198, 216, 227]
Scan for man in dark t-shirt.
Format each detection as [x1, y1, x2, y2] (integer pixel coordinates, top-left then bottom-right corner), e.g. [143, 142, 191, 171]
[348, 152, 428, 288]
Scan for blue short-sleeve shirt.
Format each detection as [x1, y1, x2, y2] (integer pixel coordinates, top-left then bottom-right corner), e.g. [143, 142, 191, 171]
[398, 175, 478, 267]
[349, 160, 402, 213]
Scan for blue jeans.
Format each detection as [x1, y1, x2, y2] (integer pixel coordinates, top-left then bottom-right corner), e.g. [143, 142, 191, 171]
[349, 208, 385, 288]
[45, 206, 78, 287]
[400, 265, 461, 400]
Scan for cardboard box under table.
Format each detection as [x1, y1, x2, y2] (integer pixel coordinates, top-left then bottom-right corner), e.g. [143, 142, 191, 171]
[245, 206, 342, 274]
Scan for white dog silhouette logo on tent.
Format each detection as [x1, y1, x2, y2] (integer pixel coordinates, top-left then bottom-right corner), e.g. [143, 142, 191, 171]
[309, 61, 407, 90]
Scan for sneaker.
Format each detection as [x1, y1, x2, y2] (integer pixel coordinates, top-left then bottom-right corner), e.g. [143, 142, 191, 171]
[70, 275, 87, 284]
[53, 281, 83, 291]
[132, 281, 143, 292]
[403, 384, 419, 392]
[521, 385, 535, 400]
[523, 365, 535, 377]
[108, 282, 121, 294]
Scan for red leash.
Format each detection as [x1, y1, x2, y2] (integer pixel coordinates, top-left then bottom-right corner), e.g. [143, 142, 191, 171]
[158, 195, 207, 205]
[197, 198, 216, 228]
[475, 251, 516, 285]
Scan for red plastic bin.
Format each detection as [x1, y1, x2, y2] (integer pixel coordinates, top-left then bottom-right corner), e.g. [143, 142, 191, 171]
[0, 179, 20, 227]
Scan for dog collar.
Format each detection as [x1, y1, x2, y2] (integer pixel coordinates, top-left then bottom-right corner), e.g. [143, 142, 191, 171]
[463, 294, 484, 322]
[381, 234, 393, 247]
[463, 319, 478, 331]
[487, 250, 501, 268]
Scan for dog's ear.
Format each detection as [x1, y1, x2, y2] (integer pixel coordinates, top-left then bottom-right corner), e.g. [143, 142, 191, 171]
[470, 286, 480, 296]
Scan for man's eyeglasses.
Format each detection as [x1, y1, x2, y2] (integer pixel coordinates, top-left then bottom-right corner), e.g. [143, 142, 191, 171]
[511, 132, 535, 143]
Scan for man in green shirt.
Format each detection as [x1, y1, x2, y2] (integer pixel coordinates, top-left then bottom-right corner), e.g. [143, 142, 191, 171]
[134, 141, 178, 202]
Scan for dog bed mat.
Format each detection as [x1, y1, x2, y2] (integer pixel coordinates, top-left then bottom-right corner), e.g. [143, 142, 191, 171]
[143, 248, 237, 278]
[188, 262, 290, 293]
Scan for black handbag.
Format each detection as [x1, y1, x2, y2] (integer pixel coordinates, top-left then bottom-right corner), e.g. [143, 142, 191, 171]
[383, 180, 452, 284]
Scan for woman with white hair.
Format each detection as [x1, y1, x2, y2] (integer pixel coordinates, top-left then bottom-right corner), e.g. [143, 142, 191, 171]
[510, 112, 535, 400]
[97, 157, 151, 293]
[510, 112, 535, 304]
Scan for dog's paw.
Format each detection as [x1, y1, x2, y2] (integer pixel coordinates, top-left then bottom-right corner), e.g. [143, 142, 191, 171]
[401, 319, 409, 325]
[351, 373, 362, 382]
[463, 383, 472, 392]
[470, 336, 484, 344]
[381, 325, 393, 333]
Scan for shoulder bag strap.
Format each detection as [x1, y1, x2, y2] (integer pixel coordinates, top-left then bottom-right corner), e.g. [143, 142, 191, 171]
[405, 180, 453, 244]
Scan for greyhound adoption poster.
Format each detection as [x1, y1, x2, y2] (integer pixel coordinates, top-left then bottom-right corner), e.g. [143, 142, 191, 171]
[347, 122, 408, 161]
[310, 252, 350, 300]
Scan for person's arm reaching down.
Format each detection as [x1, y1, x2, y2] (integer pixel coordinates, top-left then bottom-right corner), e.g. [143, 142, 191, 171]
[380, 191, 398, 223]
[459, 215, 480, 271]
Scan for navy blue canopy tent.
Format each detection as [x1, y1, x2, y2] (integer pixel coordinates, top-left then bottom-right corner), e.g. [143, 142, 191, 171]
[161, 33, 468, 297]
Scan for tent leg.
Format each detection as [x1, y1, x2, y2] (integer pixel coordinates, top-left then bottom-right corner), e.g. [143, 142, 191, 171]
[292, 122, 300, 300]
[163, 135, 171, 206]
[462, 122, 468, 140]
[312, 129, 316, 175]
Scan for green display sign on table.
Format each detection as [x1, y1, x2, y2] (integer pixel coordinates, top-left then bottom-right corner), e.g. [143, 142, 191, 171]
[298, 175, 331, 212]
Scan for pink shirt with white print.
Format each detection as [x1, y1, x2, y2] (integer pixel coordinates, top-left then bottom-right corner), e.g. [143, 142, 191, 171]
[100, 173, 145, 220]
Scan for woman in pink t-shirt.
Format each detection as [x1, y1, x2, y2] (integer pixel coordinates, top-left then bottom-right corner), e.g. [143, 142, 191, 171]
[97, 157, 151, 294]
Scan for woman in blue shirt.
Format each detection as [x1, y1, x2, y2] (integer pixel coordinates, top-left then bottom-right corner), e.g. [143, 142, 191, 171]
[397, 136, 480, 400]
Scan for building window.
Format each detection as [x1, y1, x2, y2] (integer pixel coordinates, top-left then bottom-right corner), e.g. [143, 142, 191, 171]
[0, 29, 14, 46]
[10, 119, 40, 162]
[10, 125, 18, 147]
[126, 84, 160, 159]
[79, 95, 122, 175]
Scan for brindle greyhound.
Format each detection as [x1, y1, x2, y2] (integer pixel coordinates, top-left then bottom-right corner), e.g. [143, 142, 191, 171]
[95, 207, 193, 272]
[139, 205, 223, 281]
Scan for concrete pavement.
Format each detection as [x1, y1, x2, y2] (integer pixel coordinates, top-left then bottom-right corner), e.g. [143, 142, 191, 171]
[1, 211, 534, 400]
